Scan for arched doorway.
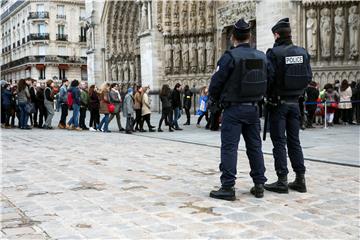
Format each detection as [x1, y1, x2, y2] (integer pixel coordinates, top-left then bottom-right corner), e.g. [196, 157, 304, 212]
[104, 1, 141, 91]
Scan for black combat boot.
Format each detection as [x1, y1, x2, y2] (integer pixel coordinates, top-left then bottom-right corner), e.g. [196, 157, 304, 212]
[250, 184, 264, 198]
[209, 187, 236, 201]
[264, 175, 288, 193]
[288, 173, 307, 193]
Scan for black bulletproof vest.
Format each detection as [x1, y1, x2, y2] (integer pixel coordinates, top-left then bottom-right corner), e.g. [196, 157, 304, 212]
[221, 46, 267, 103]
[272, 44, 311, 97]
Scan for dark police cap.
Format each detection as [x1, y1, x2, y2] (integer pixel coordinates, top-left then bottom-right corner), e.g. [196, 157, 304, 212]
[234, 18, 250, 34]
[271, 18, 290, 33]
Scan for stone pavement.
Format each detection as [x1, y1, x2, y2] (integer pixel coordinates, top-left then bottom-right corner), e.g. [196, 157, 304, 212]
[1, 123, 359, 239]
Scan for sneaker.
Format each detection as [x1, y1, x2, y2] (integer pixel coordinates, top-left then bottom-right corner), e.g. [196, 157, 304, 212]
[196, 124, 201, 128]
[74, 127, 82, 131]
[89, 127, 97, 132]
[58, 123, 65, 129]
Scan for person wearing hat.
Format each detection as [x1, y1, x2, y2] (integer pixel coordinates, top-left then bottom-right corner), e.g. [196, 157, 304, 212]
[208, 18, 268, 201]
[264, 18, 312, 194]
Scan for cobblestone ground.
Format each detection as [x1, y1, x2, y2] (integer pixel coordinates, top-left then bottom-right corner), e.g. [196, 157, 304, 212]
[1, 127, 359, 239]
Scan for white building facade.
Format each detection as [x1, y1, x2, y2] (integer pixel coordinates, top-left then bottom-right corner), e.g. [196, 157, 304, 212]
[1, 0, 87, 83]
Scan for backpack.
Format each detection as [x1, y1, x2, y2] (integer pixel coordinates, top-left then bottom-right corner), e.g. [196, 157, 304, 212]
[67, 91, 73, 107]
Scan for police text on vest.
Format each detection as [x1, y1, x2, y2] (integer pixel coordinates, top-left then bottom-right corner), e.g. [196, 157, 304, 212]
[285, 56, 303, 64]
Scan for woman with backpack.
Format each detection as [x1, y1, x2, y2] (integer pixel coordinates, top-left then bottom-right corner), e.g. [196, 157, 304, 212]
[322, 83, 340, 126]
[140, 86, 155, 132]
[134, 86, 143, 131]
[88, 85, 100, 131]
[43, 80, 56, 129]
[67, 80, 82, 131]
[338, 79, 353, 124]
[158, 84, 174, 132]
[196, 86, 210, 128]
[108, 83, 125, 132]
[17, 79, 32, 129]
[98, 83, 111, 132]
[183, 85, 193, 125]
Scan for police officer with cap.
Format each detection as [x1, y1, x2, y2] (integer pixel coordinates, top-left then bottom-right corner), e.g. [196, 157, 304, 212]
[264, 18, 312, 194]
[209, 19, 268, 201]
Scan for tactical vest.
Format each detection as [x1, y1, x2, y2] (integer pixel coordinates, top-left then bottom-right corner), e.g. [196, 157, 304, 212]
[271, 44, 311, 97]
[221, 46, 267, 103]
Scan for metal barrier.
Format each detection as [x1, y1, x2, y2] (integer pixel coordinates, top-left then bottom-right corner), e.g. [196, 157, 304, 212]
[304, 100, 360, 129]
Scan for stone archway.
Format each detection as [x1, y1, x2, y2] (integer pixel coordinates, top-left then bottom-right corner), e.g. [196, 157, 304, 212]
[104, 1, 141, 90]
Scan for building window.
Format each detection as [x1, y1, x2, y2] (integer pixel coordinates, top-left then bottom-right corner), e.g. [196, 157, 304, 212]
[39, 68, 46, 80]
[81, 68, 87, 81]
[80, 27, 86, 42]
[58, 25, 65, 35]
[38, 45, 46, 55]
[59, 69, 66, 80]
[37, 4, 44, 12]
[80, 7, 85, 20]
[57, 5, 65, 19]
[38, 23, 46, 34]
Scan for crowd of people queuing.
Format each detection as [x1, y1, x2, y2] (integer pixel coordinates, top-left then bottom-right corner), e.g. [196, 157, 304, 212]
[1, 78, 360, 132]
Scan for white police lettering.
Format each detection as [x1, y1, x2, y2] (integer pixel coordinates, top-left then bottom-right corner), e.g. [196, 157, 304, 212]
[216, 65, 220, 72]
[285, 56, 303, 64]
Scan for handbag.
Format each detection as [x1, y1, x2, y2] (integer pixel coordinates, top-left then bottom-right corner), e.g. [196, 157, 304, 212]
[25, 102, 36, 114]
[107, 103, 115, 113]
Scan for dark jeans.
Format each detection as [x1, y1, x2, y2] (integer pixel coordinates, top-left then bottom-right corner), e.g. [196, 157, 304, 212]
[135, 109, 142, 129]
[2, 106, 11, 126]
[79, 107, 88, 128]
[172, 107, 181, 128]
[270, 103, 306, 176]
[109, 112, 123, 130]
[38, 104, 47, 127]
[184, 107, 190, 124]
[18, 102, 29, 128]
[340, 108, 353, 124]
[220, 104, 266, 187]
[59, 104, 68, 126]
[197, 111, 209, 125]
[159, 107, 173, 130]
[89, 109, 100, 129]
[29, 103, 39, 126]
[141, 114, 152, 130]
[99, 113, 110, 131]
[306, 104, 316, 127]
[68, 104, 80, 128]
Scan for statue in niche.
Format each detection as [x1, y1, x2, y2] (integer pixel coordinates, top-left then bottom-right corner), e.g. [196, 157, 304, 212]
[189, 36, 197, 73]
[206, 35, 215, 73]
[206, 1, 214, 33]
[306, 9, 317, 57]
[198, 1, 206, 32]
[118, 63, 124, 83]
[111, 64, 117, 81]
[334, 7, 345, 57]
[157, 1, 163, 32]
[173, 38, 181, 74]
[349, 5, 359, 59]
[198, 36, 205, 73]
[164, 1, 171, 34]
[164, 38, 172, 74]
[189, 1, 197, 32]
[182, 37, 189, 73]
[140, 3, 148, 32]
[181, 1, 188, 34]
[320, 8, 331, 58]
[129, 60, 136, 83]
[123, 60, 129, 83]
[173, 1, 180, 34]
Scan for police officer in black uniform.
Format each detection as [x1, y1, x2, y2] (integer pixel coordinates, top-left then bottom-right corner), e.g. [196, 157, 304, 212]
[209, 19, 268, 201]
[264, 18, 312, 194]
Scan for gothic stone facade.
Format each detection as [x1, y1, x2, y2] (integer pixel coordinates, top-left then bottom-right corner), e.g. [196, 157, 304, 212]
[86, 0, 360, 93]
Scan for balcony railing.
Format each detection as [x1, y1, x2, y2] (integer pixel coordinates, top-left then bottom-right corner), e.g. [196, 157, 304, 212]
[22, 37, 25, 44]
[1, 55, 87, 71]
[28, 33, 50, 41]
[28, 11, 49, 20]
[56, 34, 68, 41]
[79, 35, 86, 42]
[56, 14, 66, 19]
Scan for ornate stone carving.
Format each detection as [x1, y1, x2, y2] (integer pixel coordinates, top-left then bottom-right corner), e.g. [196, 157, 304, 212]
[206, 35, 215, 73]
[164, 38, 172, 75]
[173, 1, 180, 34]
[180, 1, 188, 34]
[198, 36, 205, 73]
[349, 5, 359, 59]
[118, 63, 124, 83]
[189, 1, 197, 32]
[164, 1, 171, 35]
[111, 64, 117, 81]
[129, 60, 136, 83]
[320, 8, 331, 58]
[217, 1, 256, 28]
[123, 60, 129, 83]
[156, 1, 163, 32]
[334, 7, 345, 57]
[189, 36, 197, 73]
[173, 37, 181, 74]
[306, 9, 317, 58]
[182, 37, 189, 73]
[140, 2, 148, 32]
[206, 1, 214, 33]
[198, 1, 206, 33]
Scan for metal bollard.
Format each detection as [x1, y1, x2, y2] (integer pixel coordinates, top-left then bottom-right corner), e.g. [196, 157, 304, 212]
[324, 101, 327, 129]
